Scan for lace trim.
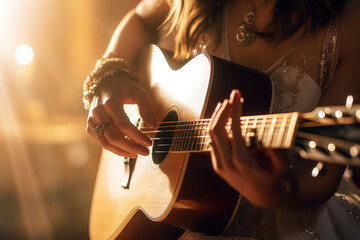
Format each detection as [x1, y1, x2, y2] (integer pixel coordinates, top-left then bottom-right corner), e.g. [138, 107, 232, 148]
[319, 17, 344, 92]
[265, 37, 316, 113]
[335, 175, 360, 221]
[299, 208, 322, 240]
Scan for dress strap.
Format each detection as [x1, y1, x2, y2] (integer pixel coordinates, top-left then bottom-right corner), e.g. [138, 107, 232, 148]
[319, 13, 345, 92]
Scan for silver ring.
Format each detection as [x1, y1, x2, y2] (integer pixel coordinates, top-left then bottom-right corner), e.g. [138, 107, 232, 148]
[93, 122, 111, 137]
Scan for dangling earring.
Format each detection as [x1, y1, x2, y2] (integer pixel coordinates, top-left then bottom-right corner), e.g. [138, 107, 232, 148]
[235, 0, 267, 47]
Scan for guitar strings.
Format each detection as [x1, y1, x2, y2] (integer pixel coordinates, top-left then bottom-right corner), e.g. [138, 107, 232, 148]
[140, 120, 292, 134]
[144, 126, 288, 144]
[138, 113, 293, 130]
[140, 120, 286, 130]
[148, 131, 285, 141]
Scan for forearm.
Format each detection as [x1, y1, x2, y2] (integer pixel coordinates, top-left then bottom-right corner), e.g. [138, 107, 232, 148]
[279, 160, 345, 209]
[104, 10, 157, 66]
[104, 1, 169, 67]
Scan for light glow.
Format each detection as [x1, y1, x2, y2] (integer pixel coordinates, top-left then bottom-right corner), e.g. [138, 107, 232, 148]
[346, 95, 354, 109]
[311, 162, 323, 178]
[311, 167, 320, 177]
[15, 44, 34, 65]
[317, 110, 325, 119]
[324, 107, 331, 115]
[0, 0, 11, 37]
[327, 143, 336, 152]
[350, 145, 359, 158]
[335, 110, 343, 119]
[309, 141, 317, 149]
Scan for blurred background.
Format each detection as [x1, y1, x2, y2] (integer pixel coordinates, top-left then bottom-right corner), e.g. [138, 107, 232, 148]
[0, 0, 138, 239]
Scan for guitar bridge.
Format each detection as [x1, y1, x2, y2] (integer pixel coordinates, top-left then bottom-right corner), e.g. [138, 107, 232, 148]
[121, 117, 142, 189]
[121, 157, 131, 188]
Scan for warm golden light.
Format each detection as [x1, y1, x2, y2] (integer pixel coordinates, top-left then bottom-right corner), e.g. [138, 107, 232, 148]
[311, 162, 323, 177]
[327, 143, 336, 152]
[309, 141, 317, 149]
[350, 145, 359, 158]
[335, 110, 343, 119]
[0, 0, 11, 37]
[346, 95, 354, 109]
[15, 44, 34, 65]
[324, 107, 331, 115]
[311, 167, 320, 177]
[317, 110, 325, 119]
[150, 45, 211, 117]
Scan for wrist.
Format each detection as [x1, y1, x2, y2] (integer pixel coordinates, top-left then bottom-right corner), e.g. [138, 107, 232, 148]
[82, 56, 138, 110]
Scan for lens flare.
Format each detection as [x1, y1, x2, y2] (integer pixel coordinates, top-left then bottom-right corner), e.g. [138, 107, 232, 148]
[15, 44, 34, 65]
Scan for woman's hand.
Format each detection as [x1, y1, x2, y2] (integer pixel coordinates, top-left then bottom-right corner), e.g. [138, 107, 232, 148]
[208, 89, 289, 207]
[178, 231, 258, 240]
[86, 75, 156, 157]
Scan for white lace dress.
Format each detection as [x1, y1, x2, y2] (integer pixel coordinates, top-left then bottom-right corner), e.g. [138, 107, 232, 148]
[191, 3, 360, 239]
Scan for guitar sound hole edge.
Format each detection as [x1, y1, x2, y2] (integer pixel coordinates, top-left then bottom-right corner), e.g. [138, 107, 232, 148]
[152, 111, 179, 165]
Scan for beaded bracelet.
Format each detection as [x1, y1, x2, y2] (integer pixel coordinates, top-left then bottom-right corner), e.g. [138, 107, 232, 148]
[82, 56, 138, 110]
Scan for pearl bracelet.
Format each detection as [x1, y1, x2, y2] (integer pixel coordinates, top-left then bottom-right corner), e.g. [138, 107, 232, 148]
[82, 56, 137, 110]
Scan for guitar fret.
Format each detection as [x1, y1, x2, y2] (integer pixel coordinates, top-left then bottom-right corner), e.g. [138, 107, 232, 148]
[171, 122, 179, 152]
[188, 120, 207, 152]
[204, 121, 210, 151]
[242, 118, 250, 138]
[276, 114, 288, 148]
[198, 121, 204, 151]
[285, 112, 299, 148]
[266, 117, 278, 147]
[252, 118, 258, 129]
[195, 121, 206, 151]
[178, 121, 186, 152]
[173, 122, 179, 152]
[186, 122, 191, 152]
[184, 122, 190, 151]
[203, 121, 210, 151]
[188, 123, 193, 151]
[189, 121, 196, 151]
[258, 117, 267, 145]
[251, 118, 258, 146]
[196, 121, 201, 151]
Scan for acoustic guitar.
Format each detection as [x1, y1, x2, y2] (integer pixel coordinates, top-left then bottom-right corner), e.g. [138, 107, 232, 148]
[89, 45, 360, 240]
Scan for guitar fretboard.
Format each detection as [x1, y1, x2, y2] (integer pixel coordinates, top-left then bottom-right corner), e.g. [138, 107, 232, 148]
[153, 112, 299, 153]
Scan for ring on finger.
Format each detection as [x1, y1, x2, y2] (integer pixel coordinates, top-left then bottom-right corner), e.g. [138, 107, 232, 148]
[93, 122, 111, 137]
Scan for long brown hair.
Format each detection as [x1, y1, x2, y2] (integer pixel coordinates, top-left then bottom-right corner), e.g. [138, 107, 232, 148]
[166, 0, 349, 60]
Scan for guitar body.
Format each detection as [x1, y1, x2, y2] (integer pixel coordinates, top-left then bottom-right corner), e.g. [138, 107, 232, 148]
[90, 45, 272, 240]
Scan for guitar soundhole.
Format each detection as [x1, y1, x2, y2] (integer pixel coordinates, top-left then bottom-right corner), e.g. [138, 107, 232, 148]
[152, 111, 178, 165]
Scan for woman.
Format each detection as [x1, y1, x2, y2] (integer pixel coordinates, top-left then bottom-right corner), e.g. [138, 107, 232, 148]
[84, 0, 360, 239]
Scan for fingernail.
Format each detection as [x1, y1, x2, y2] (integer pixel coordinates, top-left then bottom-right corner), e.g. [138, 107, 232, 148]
[231, 89, 241, 99]
[214, 102, 222, 112]
[140, 147, 149, 156]
[144, 138, 152, 147]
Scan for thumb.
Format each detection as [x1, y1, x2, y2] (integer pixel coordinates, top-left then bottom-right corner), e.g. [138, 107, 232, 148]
[130, 83, 156, 128]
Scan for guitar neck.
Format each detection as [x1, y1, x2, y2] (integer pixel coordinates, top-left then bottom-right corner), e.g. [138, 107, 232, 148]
[148, 112, 299, 154]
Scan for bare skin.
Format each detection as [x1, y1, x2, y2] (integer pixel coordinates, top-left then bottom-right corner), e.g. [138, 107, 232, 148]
[86, 1, 360, 236]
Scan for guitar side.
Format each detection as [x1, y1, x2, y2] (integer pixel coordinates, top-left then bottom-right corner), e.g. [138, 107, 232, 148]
[89, 45, 272, 240]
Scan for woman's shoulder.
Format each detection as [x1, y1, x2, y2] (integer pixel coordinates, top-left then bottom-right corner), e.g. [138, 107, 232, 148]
[135, 0, 170, 28]
[339, 0, 360, 56]
[320, 0, 360, 105]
